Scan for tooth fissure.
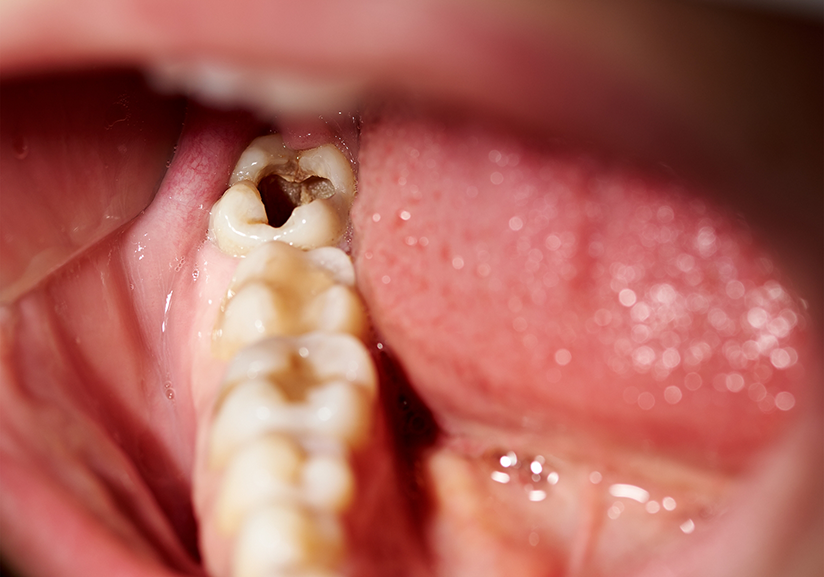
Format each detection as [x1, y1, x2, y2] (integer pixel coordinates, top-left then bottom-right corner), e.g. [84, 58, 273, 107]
[210, 134, 355, 255]
[198, 133, 372, 577]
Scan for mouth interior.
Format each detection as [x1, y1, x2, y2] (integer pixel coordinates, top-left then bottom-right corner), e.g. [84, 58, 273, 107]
[0, 67, 820, 577]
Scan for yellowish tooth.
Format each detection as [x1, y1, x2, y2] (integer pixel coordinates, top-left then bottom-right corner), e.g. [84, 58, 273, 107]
[209, 333, 377, 468]
[201, 131, 369, 577]
[301, 453, 355, 513]
[209, 134, 355, 255]
[209, 182, 348, 255]
[221, 332, 377, 398]
[209, 378, 288, 469]
[304, 380, 373, 447]
[213, 243, 366, 359]
[232, 503, 344, 577]
[209, 375, 374, 468]
[305, 284, 368, 337]
[229, 134, 295, 186]
[215, 434, 304, 536]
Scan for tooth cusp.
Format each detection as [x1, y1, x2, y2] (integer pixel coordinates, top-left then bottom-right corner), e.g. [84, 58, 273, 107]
[202, 133, 370, 577]
[211, 135, 355, 254]
[213, 243, 367, 359]
[232, 504, 344, 577]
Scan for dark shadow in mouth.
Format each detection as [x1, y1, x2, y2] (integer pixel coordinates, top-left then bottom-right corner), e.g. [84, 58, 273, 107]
[374, 345, 440, 534]
[258, 174, 299, 228]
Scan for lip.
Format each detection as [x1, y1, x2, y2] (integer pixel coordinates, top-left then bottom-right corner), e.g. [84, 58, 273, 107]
[2, 0, 820, 304]
[0, 1, 821, 575]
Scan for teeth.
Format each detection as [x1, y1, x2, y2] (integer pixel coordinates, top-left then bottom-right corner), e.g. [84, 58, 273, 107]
[149, 59, 362, 118]
[214, 434, 304, 535]
[209, 332, 377, 469]
[214, 436, 355, 536]
[301, 453, 355, 512]
[209, 134, 355, 255]
[221, 331, 377, 396]
[199, 129, 371, 577]
[212, 242, 366, 359]
[232, 503, 344, 577]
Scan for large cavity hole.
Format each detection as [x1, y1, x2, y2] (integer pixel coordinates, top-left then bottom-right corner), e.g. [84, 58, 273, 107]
[258, 174, 299, 227]
[258, 174, 336, 227]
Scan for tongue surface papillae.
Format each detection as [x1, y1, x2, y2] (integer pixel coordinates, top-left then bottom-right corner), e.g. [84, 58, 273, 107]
[352, 103, 810, 469]
[0, 75, 814, 577]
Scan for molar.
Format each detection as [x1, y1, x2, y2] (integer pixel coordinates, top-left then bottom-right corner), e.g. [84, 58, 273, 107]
[214, 434, 355, 538]
[208, 333, 377, 468]
[232, 502, 344, 577]
[209, 134, 355, 255]
[149, 59, 362, 118]
[212, 242, 367, 359]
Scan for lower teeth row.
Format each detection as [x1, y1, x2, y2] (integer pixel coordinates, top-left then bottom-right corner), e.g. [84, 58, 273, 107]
[200, 134, 372, 577]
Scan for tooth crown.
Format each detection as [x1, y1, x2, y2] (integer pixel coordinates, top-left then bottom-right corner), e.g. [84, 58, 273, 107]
[200, 135, 373, 577]
[210, 134, 356, 255]
[213, 242, 367, 360]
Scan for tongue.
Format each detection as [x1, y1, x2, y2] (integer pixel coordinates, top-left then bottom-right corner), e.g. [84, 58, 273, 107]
[352, 103, 811, 469]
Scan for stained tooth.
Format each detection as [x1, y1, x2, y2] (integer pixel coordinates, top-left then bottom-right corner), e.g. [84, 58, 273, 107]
[301, 454, 355, 513]
[209, 182, 348, 255]
[306, 380, 373, 446]
[213, 243, 366, 359]
[209, 135, 355, 255]
[209, 375, 373, 468]
[296, 144, 356, 205]
[201, 129, 369, 577]
[209, 378, 288, 469]
[215, 437, 355, 538]
[222, 332, 377, 395]
[232, 503, 344, 577]
[214, 434, 304, 535]
[209, 333, 377, 468]
[229, 134, 295, 187]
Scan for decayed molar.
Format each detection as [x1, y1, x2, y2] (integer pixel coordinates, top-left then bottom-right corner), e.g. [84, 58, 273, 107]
[209, 134, 355, 255]
[209, 332, 377, 469]
[212, 242, 367, 360]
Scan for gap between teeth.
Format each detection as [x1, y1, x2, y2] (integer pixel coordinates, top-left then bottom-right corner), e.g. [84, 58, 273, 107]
[198, 134, 372, 577]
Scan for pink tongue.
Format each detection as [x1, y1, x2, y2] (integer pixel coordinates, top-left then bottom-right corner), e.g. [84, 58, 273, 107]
[352, 104, 811, 467]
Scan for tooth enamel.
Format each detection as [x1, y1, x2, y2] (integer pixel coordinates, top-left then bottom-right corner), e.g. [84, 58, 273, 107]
[213, 243, 366, 359]
[222, 332, 377, 395]
[215, 437, 355, 536]
[209, 182, 348, 255]
[209, 135, 355, 255]
[149, 60, 362, 118]
[215, 434, 304, 535]
[228, 134, 295, 186]
[301, 454, 355, 513]
[209, 374, 373, 468]
[199, 127, 371, 577]
[232, 503, 344, 577]
[209, 333, 377, 468]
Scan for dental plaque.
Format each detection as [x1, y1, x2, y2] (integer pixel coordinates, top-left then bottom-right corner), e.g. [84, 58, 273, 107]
[201, 134, 372, 577]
